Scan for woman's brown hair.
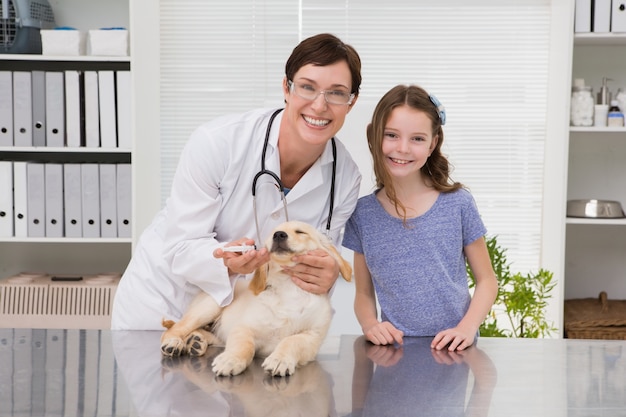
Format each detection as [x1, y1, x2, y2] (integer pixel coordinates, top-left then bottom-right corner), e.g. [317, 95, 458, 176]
[285, 33, 362, 96]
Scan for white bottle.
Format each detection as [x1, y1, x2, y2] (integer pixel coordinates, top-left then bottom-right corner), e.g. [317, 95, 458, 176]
[570, 79, 594, 127]
[616, 88, 626, 114]
[607, 100, 624, 127]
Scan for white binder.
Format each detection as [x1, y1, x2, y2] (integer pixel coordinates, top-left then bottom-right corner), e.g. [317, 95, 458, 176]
[98, 70, 117, 148]
[45, 72, 65, 147]
[27, 162, 46, 237]
[63, 330, 80, 416]
[97, 331, 115, 415]
[65, 70, 82, 147]
[32, 70, 46, 147]
[45, 163, 64, 237]
[593, 0, 611, 33]
[0, 71, 12, 146]
[81, 163, 101, 238]
[13, 161, 28, 237]
[44, 329, 65, 415]
[82, 330, 100, 415]
[116, 163, 131, 238]
[574, 0, 592, 33]
[13, 71, 33, 147]
[0, 323, 13, 415]
[31, 329, 46, 416]
[12, 330, 33, 413]
[0, 161, 13, 237]
[116, 70, 131, 149]
[613, 0, 626, 32]
[84, 71, 100, 148]
[99, 163, 118, 237]
[63, 163, 82, 238]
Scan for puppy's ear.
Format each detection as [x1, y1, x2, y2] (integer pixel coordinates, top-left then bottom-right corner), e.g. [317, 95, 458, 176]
[249, 265, 268, 295]
[327, 245, 353, 282]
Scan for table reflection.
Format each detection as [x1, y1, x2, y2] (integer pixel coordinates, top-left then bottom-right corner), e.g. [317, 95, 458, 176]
[3, 329, 626, 416]
[348, 336, 497, 417]
[112, 330, 335, 417]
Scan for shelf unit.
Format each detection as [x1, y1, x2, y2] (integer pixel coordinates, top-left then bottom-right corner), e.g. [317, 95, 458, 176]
[0, 2, 134, 281]
[564, 33, 626, 304]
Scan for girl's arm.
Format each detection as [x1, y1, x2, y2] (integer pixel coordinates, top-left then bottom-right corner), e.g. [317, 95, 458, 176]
[353, 252, 404, 345]
[432, 236, 498, 351]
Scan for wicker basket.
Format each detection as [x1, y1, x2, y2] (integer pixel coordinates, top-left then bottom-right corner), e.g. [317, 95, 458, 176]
[564, 292, 626, 340]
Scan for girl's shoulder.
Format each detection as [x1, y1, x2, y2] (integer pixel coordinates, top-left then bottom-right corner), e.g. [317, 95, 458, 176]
[355, 191, 380, 209]
[440, 187, 474, 203]
[352, 192, 383, 217]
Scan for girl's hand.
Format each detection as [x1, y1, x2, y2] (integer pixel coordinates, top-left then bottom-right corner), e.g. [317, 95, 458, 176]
[283, 249, 339, 294]
[364, 343, 404, 367]
[363, 321, 404, 346]
[213, 239, 269, 275]
[431, 326, 476, 351]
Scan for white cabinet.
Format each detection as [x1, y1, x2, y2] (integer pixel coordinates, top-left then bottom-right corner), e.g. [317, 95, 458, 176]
[0, 0, 133, 279]
[565, 34, 626, 302]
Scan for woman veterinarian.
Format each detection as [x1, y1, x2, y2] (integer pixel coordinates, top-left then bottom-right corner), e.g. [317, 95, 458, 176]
[112, 33, 362, 330]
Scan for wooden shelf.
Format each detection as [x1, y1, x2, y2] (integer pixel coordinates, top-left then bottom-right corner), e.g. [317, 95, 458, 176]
[566, 217, 626, 225]
[0, 54, 129, 62]
[570, 127, 626, 133]
[0, 237, 132, 243]
[574, 33, 626, 46]
[0, 147, 131, 153]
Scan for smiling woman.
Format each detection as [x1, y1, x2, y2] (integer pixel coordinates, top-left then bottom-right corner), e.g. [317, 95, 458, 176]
[111, 32, 363, 331]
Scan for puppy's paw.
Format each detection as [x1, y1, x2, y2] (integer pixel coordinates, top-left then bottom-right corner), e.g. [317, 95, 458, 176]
[186, 332, 209, 357]
[161, 337, 186, 357]
[262, 374, 290, 391]
[212, 351, 250, 376]
[214, 372, 251, 390]
[262, 353, 297, 377]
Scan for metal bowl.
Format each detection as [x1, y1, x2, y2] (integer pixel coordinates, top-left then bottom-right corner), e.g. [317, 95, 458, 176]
[567, 199, 625, 218]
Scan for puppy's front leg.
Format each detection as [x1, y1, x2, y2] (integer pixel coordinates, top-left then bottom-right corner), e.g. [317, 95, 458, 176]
[161, 293, 221, 356]
[212, 326, 255, 376]
[262, 330, 325, 376]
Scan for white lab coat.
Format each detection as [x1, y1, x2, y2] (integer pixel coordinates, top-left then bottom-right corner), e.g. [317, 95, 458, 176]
[111, 108, 361, 329]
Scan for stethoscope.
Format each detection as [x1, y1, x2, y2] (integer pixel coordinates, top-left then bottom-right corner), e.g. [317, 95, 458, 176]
[252, 108, 337, 244]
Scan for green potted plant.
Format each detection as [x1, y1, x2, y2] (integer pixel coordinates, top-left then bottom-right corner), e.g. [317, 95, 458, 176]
[467, 236, 557, 338]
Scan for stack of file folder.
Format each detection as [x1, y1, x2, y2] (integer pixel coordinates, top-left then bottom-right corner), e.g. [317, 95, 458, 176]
[0, 70, 131, 148]
[0, 329, 131, 416]
[0, 162, 131, 238]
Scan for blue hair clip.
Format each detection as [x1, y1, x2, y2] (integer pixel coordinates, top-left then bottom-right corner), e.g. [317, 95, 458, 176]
[428, 93, 446, 126]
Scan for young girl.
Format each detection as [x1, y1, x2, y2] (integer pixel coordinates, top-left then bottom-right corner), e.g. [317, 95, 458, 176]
[343, 84, 498, 351]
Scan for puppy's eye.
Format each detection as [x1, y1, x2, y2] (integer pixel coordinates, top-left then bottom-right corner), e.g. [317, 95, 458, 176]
[295, 229, 307, 235]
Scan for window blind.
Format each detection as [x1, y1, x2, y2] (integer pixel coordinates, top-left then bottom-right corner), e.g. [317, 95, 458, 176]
[159, 0, 552, 272]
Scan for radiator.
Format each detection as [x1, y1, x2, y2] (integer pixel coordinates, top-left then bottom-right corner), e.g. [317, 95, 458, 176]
[0, 272, 120, 329]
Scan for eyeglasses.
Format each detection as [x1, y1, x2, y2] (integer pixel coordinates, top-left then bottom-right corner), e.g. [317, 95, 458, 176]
[288, 80, 355, 105]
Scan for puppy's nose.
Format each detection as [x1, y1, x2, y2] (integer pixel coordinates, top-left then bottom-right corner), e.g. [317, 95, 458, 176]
[273, 230, 288, 242]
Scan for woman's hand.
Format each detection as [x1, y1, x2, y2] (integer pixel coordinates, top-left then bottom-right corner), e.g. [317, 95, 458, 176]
[282, 249, 339, 294]
[213, 238, 269, 275]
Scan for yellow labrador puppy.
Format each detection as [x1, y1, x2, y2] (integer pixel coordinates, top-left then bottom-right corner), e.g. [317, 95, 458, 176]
[160, 220, 352, 376]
